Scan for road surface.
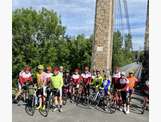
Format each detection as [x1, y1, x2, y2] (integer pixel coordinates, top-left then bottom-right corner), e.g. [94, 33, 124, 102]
[12, 94, 148, 122]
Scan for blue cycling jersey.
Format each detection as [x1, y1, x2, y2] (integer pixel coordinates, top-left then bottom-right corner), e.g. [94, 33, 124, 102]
[102, 79, 111, 91]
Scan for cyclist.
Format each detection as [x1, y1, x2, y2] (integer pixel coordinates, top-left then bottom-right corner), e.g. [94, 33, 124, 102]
[112, 66, 121, 90]
[70, 68, 82, 101]
[13, 66, 33, 103]
[44, 66, 53, 103]
[102, 75, 111, 96]
[35, 65, 47, 110]
[63, 70, 71, 90]
[63, 70, 71, 101]
[81, 66, 92, 97]
[141, 80, 149, 112]
[51, 67, 64, 112]
[127, 71, 138, 103]
[117, 72, 130, 114]
[91, 70, 104, 91]
[59, 66, 64, 77]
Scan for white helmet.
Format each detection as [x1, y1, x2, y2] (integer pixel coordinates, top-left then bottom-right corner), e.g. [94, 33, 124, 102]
[145, 80, 149, 87]
[121, 72, 126, 76]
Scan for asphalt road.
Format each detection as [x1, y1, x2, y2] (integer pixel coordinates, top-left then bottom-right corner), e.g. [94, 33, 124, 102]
[12, 93, 149, 122]
[12, 62, 148, 122]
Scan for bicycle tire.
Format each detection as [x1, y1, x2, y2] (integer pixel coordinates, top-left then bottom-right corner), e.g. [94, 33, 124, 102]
[25, 105, 35, 116]
[105, 98, 117, 114]
[25, 98, 35, 116]
[39, 108, 48, 117]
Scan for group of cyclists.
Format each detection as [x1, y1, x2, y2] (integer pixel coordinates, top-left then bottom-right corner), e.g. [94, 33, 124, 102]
[13, 65, 149, 114]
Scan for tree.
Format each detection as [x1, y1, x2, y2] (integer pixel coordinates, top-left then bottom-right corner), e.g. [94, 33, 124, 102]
[12, 8, 93, 87]
[12, 8, 66, 85]
[124, 33, 132, 51]
[112, 31, 134, 71]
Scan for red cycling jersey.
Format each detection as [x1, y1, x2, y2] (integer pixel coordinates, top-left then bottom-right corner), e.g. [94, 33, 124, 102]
[142, 84, 149, 95]
[112, 72, 121, 89]
[117, 77, 129, 91]
[71, 74, 81, 85]
[19, 70, 32, 85]
[81, 72, 92, 85]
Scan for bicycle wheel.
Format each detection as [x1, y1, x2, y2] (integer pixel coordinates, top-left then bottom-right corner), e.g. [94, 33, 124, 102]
[25, 97, 35, 116]
[104, 97, 117, 114]
[141, 99, 147, 114]
[88, 93, 96, 106]
[75, 94, 80, 106]
[39, 107, 48, 117]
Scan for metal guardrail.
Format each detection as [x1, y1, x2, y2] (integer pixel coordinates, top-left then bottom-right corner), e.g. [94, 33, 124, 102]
[120, 62, 142, 79]
[134, 64, 142, 80]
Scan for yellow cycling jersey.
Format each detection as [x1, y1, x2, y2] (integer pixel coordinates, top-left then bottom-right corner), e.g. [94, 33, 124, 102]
[36, 72, 47, 88]
[92, 75, 103, 87]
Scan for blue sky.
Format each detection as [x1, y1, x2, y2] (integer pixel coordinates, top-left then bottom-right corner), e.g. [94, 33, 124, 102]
[12, 0, 148, 50]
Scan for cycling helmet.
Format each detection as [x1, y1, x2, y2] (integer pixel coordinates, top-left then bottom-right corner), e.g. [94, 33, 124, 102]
[38, 65, 44, 70]
[121, 72, 126, 76]
[60, 66, 63, 69]
[53, 66, 59, 72]
[145, 80, 149, 87]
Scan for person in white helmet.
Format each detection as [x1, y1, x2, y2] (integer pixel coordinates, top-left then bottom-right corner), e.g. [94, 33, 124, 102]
[117, 72, 130, 114]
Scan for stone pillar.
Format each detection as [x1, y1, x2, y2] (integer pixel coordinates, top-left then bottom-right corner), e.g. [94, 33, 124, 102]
[91, 0, 114, 72]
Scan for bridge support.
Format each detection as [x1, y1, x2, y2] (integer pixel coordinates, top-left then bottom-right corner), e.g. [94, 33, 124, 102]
[91, 0, 114, 72]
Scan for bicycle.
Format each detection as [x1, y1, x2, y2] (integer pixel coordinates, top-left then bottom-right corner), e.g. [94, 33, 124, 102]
[45, 87, 55, 111]
[71, 83, 83, 105]
[25, 85, 37, 116]
[80, 83, 91, 106]
[88, 86, 115, 113]
[24, 84, 48, 117]
[109, 89, 123, 113]
[26, 86, 49, 117]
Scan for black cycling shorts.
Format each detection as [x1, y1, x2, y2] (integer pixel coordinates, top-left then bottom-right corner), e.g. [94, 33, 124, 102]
[121, 91, 129, 105]
[36, 88, 43, 97]
[52, 88, 62, 97]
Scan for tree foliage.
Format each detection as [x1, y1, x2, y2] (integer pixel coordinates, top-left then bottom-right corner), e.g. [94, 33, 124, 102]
[12, 8, 92, 86]
[112, 31, 134, 71]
